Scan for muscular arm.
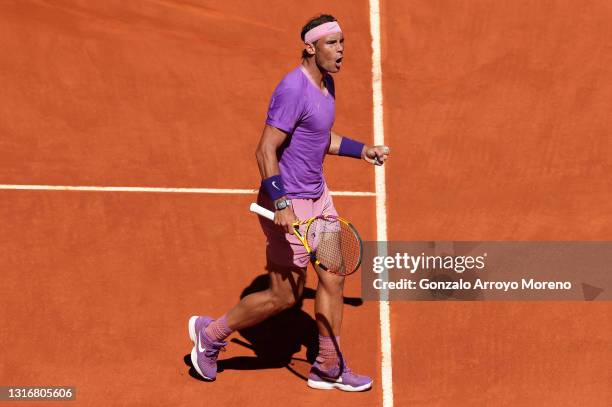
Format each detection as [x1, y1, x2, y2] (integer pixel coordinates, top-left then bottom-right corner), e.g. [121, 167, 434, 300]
[255, 124, 297, 232]
[256, 124, 288, 178]
[328, 129, 390, 165]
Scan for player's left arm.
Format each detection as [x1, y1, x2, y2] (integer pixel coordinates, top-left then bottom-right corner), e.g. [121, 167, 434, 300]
[328, 130, 390, 165]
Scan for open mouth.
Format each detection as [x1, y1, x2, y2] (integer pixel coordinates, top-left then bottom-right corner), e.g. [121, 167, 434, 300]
[335, 57, 343, 67]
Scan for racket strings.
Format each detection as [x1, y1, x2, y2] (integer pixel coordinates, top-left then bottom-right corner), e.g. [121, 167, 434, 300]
[306, 217, 361, 275]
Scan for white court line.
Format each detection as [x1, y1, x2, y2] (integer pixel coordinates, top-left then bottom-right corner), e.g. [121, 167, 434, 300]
[369, 1, 393, 406]
[0, 184, 375, 197]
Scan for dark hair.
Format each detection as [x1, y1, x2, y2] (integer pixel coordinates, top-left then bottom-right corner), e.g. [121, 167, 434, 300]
[300, 14, 337, 58]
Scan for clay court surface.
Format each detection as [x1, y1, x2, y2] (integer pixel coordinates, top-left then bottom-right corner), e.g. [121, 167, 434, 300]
[1, 1, 611, 406]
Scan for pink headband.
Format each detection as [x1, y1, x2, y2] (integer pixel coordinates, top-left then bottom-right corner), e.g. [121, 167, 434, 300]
[304, 21, 342, 44]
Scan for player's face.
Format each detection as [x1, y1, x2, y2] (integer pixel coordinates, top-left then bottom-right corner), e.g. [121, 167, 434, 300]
[315, 32, 344, 73]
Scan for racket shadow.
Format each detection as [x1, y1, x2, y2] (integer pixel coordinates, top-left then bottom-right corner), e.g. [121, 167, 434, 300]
[182, 273, 363, 381]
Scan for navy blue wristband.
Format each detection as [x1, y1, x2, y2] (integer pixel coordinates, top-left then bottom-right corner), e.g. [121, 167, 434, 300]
[261, 175, 286, 201]
[338, 137, 365, 159]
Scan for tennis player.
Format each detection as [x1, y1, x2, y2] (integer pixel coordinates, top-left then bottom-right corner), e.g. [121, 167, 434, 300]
[188, 14, 390, 392]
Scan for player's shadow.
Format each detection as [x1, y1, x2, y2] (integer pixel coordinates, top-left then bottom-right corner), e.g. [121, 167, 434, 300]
[183, 273, 363, 381]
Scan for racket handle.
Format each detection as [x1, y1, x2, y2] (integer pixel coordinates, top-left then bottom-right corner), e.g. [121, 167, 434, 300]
[249, 202, 275, 221]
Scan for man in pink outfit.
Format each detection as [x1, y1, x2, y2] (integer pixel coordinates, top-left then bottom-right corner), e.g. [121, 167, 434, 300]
[189, 14, 390, 392]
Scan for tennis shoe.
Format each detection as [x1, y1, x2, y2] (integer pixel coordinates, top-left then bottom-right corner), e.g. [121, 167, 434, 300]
[307, 357, 372, 392]
[188, 316, 227, 381]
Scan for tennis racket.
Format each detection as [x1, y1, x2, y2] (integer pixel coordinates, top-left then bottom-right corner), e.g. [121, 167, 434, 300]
[249, 203, 363, 276]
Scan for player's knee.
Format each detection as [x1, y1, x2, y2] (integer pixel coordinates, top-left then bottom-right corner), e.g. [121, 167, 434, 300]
[319, 273, 345, 292]
[269, 291, 297, 312]
[280, 294, 297, 311]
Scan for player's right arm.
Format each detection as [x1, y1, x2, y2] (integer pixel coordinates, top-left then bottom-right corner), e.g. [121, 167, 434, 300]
[255, 124, 298, 233]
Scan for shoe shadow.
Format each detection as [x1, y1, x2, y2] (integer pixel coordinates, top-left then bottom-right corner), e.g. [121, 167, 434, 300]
[183, 354, 210, 382]
[183, 273, 363, 382]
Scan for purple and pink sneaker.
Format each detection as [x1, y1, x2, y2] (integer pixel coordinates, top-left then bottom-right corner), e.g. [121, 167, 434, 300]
[307, 358, 373, 392]
[188, 316, 227, 381]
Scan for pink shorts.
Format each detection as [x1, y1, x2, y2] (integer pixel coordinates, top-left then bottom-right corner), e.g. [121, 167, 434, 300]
[257, 185, 338, 269]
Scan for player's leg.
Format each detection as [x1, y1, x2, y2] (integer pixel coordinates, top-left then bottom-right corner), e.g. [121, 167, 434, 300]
[188, 191, 311, 381]
[313, 261, 345, 361]
[308, 186, 372, 391]
[189, 264, 306, 381]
